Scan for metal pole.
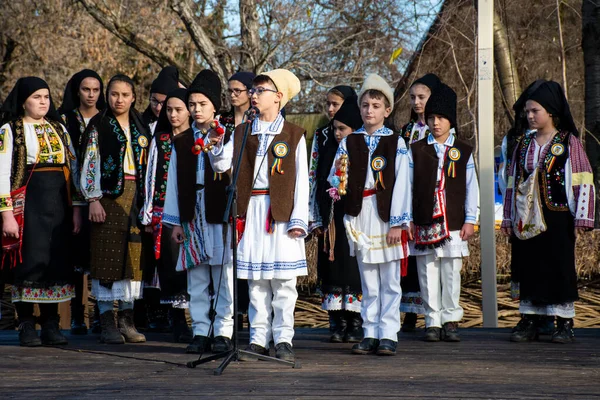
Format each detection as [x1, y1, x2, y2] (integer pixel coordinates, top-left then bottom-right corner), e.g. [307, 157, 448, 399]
[477, 0, 498, 327]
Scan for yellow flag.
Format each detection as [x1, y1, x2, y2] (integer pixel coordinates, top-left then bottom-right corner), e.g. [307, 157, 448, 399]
[389, 48, 403, 64]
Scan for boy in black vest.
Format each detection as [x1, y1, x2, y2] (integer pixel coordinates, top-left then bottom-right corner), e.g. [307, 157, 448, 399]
[163, 70, 234, 354]
[410, 83, 478, 342]
[329, 74, 412, 356]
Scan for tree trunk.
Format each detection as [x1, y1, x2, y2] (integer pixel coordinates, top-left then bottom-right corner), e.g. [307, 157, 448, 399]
[582, 0, 600, 228]
[239, 0, 260, 72]
[493, 11, 521, 123]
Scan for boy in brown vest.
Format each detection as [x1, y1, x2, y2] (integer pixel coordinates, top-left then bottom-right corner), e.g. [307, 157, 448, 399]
[209, 69, 308, 362]
[163, 70, 234, 354]
[329, 74, 412, 356]
[410, 83, 478, 342]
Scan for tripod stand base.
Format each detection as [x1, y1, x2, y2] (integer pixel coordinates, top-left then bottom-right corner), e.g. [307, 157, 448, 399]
[186, 349, 300, 374]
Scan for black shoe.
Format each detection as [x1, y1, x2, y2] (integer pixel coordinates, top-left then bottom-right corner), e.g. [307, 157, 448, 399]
[344, 311, 363, 343]
[552, 318, 575, 344]
[70, 321, 88, 335]
[71, 302, 87, 335]
[213, 336, 233, 353]
[18, 320, 41, 347]
[239, 343, 269, 361]
[351, 338, 379, 355]
[41, 317, 68, 346]
[401, 313, 418, 333]
[186, 335, 211, 354]
[147, 305, 172, 333]
[442, 322, 460, 342]
[329, 310, 347, 343]
[510, 315, 538, 342]
[171, 309, 193, 343]
[275, 342, 295, 362]
[424, 327, 441, 342]
[376, 339, 397, 356]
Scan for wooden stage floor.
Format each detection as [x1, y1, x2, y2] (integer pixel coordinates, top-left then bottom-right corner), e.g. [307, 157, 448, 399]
[0, 328, 599, 399]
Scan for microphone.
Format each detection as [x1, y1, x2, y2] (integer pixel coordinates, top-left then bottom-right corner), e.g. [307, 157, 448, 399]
[244, 106, 260, 120]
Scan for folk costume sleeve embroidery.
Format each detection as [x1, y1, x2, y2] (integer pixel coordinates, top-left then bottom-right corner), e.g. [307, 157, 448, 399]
[288, 134, 310, 236]
[308, 128, 322, 231]
[389, 136, 413, 227]
[162, 146, 180, 226]
[564, 134, 595, 228]
[80, 123, 102, 201]
[140, 136, 159, 225]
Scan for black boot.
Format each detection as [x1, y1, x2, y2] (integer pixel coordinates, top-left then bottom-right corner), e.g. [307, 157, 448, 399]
[344, 311, 363, 343]
[99, 310, 125, 344]
[39, 304, 68, 345]
[186, 335, 211, 354]
[171, 308, 193, 343]
[537, 316, 556, 336]
[351, 338, 379, 355]
[18, 318, 41, 347]
[510, 315, 539, 342]
[147, 304, 172, 333]
[70, 301, 87, 335]
[90, 303, 102, 334]
[442, 322, 460, 342]
[552, 317, 575, 344]
[117, 309, 146, 343]
[401, 313, 417, 333]
[329, 311, 347, 343]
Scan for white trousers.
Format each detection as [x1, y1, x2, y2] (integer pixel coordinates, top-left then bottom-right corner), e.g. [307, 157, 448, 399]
[357, 259, 402, 341]
[187, 263, 234, 338]
[416, 254, 463, 328]
[248, 278, 298, 348]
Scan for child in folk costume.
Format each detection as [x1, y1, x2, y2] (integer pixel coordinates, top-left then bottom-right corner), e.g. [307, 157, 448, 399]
[80, 74, 150, 345]
[1, 77, 84, 347]
[209, 69, 308, 362]
[140, 88, 193, 343]
[411, 83, 478, 343]
[329, 74, 412, 356]
[309, 95, 365, 343]
[162, 70, 234, 354]
[397, 73, 441, 332]
[502, 81, 594, 344]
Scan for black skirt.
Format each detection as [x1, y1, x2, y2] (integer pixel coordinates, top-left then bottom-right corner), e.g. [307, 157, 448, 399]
[13, 169, 73, 288]
[156, 225, 187, 300]
[511, 202, 578, 305]
[317, 201, 361, 294]
[400, 256, 420, 293]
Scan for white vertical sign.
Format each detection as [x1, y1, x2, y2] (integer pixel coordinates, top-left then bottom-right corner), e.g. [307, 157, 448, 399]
[478, 0, 498, 327]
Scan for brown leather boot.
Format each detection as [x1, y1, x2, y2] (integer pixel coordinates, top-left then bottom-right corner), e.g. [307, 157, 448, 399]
[117, 309, 146, 343]
[100, 310, 125, 344]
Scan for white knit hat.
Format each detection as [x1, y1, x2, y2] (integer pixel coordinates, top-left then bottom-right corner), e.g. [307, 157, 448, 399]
[357, 73, 394, 112]
[261, 69, 301, 109]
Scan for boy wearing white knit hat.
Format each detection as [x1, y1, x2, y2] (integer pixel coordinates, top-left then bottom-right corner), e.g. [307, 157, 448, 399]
[328, 73, 412, 356]
[208, 69, 308, 362]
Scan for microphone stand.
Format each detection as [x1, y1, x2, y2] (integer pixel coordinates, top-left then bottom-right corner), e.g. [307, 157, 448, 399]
[187, 108, 300, 375]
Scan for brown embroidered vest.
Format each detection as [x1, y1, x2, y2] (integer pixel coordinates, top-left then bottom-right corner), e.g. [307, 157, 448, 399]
[174, 127, 232, 224]
[234, 120, 305, 221]
[344, 133, 399, 222]
[411, 137, 472, 230]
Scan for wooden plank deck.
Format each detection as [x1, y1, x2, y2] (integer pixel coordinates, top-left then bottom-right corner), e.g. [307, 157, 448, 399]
[0, 328, 599, 399]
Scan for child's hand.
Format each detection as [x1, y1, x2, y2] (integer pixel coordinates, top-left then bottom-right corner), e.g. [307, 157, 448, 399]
[501, 225, 512, 237]
[288, 228, 304, 238]
[144, 226, 153, 234]
[172, 226, 185, 244]
[386, 226, 404, 245]
[460, 223, 475, 241]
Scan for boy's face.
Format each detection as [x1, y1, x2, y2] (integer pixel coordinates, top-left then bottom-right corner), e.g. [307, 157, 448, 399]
[427, 114, 452, 139]
[250, 80, 282, 114]
[332, 120, 354, 143]
[188, 92, 215, 125]
[360, 94, 391, 128]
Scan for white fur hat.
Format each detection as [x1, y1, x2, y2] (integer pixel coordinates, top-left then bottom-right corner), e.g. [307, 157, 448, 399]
[261, 69, 301, 109]
[357, 73, 394, 112]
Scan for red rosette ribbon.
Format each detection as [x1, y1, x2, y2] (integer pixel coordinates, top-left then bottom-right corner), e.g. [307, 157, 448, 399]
[192, 138, 205, 155]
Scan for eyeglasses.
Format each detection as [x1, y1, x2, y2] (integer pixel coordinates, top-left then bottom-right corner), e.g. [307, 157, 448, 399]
[248, 87, 278, 96]
[227, 88, 248, 96]
[150, 98, 165, 107]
